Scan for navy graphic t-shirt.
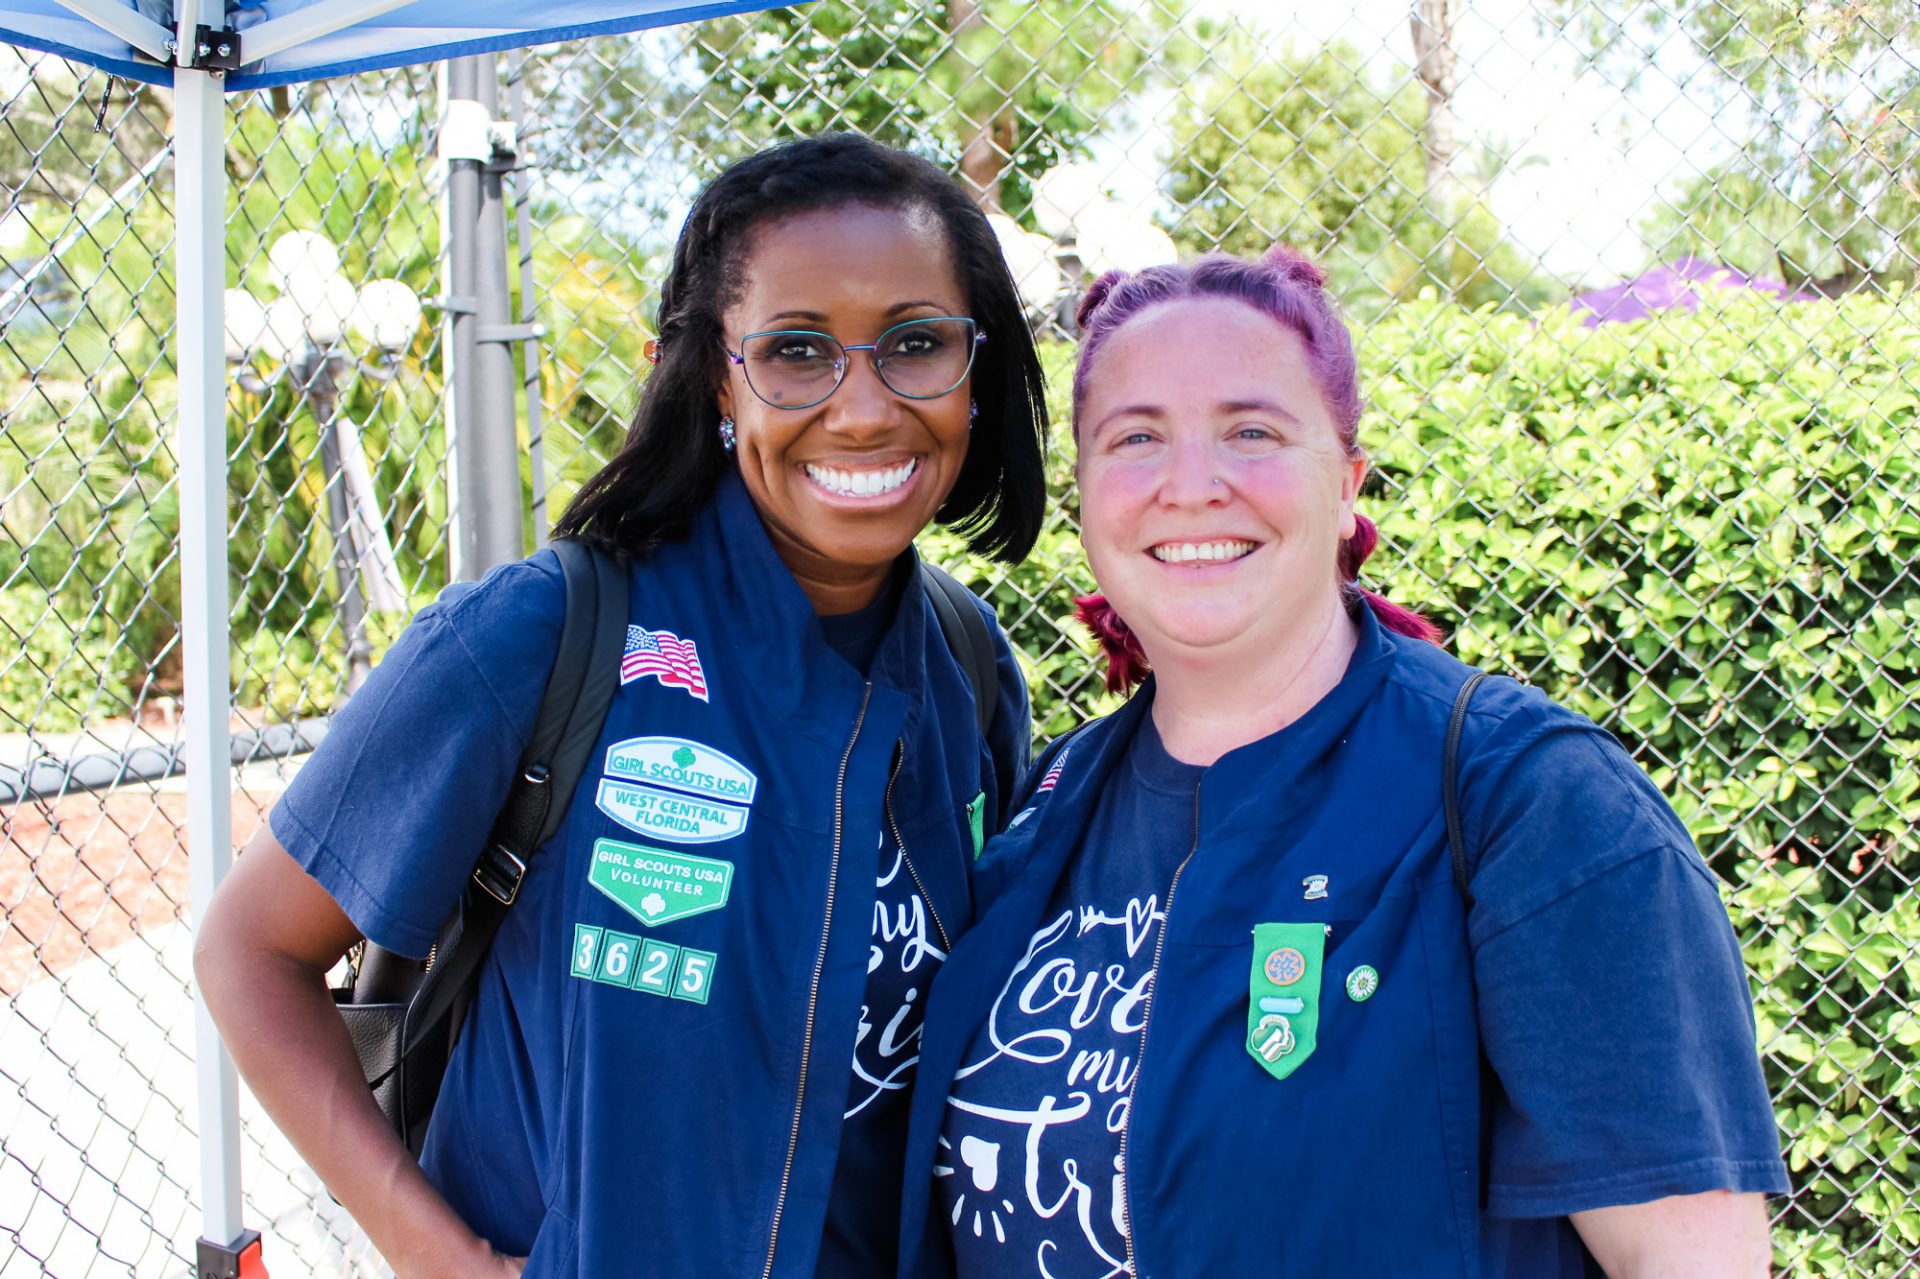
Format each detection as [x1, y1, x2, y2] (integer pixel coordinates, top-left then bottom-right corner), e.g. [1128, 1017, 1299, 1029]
[938, 716, 1201, 1278]
[816, 582, 952, 1274]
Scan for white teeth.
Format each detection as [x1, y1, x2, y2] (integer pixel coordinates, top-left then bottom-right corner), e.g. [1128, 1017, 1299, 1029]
[1151, 540, 1254, 564]
[806, 460, 918, 497]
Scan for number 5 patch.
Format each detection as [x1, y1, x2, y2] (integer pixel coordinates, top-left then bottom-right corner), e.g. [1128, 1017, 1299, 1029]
[1246, 922, 1323, 1081]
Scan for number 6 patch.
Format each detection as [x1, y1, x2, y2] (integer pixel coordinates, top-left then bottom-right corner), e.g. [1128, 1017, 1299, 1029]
[1246, 922, 1323, 1081]
[572, 923, 716, 1005]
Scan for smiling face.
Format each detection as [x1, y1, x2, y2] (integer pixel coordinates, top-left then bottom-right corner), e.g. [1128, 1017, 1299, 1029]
[1076, 296, 1368, 669]
[716, 202, 973, 614]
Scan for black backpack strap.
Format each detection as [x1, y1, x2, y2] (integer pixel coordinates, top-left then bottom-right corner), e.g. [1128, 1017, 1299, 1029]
[392, 540, 627, 1144]
[1444, 670, 1492, 911]
[920, 560, 999, 737]
[525, 541, 629, 849]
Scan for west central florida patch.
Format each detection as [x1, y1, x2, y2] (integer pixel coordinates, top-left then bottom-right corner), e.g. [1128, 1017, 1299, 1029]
[597, 736, 756, 844]
[591, 838, 733, 927]
[596, 779, 749, 844]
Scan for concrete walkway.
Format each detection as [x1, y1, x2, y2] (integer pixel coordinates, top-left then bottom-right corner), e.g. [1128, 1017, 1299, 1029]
[1, 920, 385, 1277]
[2, 739, 384, 1278]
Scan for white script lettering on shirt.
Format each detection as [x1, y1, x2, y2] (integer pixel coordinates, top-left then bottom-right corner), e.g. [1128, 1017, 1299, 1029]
[941, 896, 1168, 1275]
[848, 844, 947, 1118]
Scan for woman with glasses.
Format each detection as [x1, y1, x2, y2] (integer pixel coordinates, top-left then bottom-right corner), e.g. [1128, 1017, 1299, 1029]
[196, 134, 1047, 1278]
[896, 248, 1787, 1277]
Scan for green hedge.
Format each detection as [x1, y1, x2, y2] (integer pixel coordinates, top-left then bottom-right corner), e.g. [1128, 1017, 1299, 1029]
[934, 291, 1919, 1273]
[1367, 292, 1919, 1273]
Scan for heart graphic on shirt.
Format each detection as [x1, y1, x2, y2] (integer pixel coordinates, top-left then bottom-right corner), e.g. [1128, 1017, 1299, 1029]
[1125, 895, 1159, 957]
[960, 1135, 1000, 1192]
[937, 1133, 1019, 1245]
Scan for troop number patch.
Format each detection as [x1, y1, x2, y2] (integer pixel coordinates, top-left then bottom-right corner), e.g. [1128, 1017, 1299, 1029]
[571, 923, 714, 1004]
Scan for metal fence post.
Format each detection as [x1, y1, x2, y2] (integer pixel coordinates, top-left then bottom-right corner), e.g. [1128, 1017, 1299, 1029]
[504, 50, 551, 547]
[443, 53, 523, 581]
[302, 349, 374, 690]
[442, 56, 479, 581]
[473, 57, 525, 565]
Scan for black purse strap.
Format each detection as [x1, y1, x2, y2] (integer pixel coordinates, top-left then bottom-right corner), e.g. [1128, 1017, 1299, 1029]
[1445, 670, 1492, 911]
[393, 541, 627, 1121]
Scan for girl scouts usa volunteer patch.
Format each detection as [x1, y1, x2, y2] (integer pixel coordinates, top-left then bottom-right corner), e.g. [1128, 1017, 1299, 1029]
[1247, 922, 1324, 1081]
[590, 838, 733, 926]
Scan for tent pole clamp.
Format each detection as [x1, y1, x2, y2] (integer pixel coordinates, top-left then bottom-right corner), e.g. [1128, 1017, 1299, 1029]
[189, 24, 242, 71]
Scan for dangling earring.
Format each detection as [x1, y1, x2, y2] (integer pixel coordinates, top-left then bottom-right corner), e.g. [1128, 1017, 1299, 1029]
[717, 416, 736, 452]
[969, 399, 979, 430]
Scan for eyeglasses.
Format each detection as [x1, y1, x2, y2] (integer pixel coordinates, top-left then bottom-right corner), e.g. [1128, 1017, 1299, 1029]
[725, 316, 984, 410]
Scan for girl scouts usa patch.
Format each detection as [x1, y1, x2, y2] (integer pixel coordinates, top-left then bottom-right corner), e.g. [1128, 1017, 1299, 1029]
[1246, 922, 1324, 1081]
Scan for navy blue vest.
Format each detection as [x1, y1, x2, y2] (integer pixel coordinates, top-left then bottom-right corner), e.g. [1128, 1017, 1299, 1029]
[404, 473, 1018, 1274]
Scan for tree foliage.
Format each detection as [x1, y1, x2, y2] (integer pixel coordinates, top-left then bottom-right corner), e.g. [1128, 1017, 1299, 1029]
[1542, 0, 1920, 287]
[1164, 37, 1423, 260]
[677, 0, 1169, 215]
[1162, 34, 1549, 312]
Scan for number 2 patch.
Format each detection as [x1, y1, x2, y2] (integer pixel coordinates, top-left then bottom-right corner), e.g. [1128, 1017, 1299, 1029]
[571, 923, 715, 1005]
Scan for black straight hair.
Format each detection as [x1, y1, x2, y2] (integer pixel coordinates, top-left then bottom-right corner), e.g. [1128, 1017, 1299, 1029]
[554, 133, 1049, 564]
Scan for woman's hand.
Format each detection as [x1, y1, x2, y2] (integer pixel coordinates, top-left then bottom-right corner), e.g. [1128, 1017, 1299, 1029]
[1570, 1190, 1771, 1277]
[194, 826, 506, 1278]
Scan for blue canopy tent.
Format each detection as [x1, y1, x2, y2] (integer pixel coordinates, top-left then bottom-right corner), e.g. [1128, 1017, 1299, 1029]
[0, 3, 799, 1269]
[0, 0, 779, 87]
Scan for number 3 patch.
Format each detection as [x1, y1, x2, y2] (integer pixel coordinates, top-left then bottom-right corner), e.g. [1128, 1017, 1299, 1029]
[571, 923, 715, 1005]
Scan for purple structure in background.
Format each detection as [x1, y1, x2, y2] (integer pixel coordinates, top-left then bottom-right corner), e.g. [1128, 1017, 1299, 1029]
[1570, 256, 1813, 327]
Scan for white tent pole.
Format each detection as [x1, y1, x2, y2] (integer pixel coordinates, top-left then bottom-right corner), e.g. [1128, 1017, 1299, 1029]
[177, 64, 245, 1254]
[239, 0, 418, 65]
[173, 0, 205, 60]
[47, 0, 171, 60]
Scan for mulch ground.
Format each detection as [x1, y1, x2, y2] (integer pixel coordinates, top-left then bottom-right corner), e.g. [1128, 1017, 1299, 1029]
[0, 790, 282, 997]
[1, 714, 286, 996]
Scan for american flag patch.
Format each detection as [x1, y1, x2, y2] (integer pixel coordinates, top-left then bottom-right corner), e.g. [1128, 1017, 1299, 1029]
[621, 625, 709, 701]
[1036, 746, 1072, 793]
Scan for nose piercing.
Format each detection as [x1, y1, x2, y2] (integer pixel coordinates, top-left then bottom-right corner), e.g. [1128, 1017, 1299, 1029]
[1211, 478, 1223, 487]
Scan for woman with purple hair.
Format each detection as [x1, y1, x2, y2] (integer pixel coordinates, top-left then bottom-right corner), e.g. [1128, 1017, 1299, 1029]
[895, 247, 1787, 1277]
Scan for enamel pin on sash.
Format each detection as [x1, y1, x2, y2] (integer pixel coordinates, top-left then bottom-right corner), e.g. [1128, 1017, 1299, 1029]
[1247, 922, 1324, 1080]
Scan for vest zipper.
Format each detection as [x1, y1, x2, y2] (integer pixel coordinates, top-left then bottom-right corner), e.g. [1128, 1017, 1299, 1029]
[762, 683, 872, 1279]
[1118, 777, 1203, 1277]
[885, 743, 952, 954]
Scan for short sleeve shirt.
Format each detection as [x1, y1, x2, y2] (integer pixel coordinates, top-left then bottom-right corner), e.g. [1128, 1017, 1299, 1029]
[902, 610, 1787, 1277]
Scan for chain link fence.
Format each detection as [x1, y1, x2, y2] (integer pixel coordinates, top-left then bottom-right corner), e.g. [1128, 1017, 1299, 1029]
[4, 1, 1917, 1273]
